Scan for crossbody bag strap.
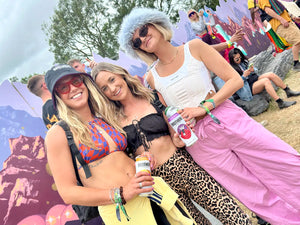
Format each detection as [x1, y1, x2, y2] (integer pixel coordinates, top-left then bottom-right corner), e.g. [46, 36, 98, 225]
[57, 121, 92, 180]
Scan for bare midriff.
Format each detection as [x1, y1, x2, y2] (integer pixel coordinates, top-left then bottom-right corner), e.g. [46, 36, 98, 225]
[78, 151, 136, 189]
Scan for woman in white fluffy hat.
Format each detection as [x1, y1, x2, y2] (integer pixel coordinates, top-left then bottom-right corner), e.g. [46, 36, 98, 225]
[118, 7, 300, 225]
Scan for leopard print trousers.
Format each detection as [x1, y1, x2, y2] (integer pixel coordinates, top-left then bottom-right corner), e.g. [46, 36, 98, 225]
[152, 148, 251, 225]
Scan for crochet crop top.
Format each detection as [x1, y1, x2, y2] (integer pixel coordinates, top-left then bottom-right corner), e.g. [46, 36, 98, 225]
[78, 117, 127, 164]
[123, 100, 169, 155]
[151, 42, 215, 109]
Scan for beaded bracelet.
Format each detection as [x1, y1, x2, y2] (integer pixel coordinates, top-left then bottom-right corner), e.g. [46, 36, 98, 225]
[226, 40, 233, 48]
[120, 186, 126, 205]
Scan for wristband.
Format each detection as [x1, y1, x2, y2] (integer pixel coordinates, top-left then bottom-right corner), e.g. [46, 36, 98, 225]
[201, 99, 216, 109]
[199, 103, 221, 124]
[226, 40, 233, 48]
[109, 188, 114, 204]
[113, 188, 121, 204]
[199, 104, 210, 114]
[114, 188, 130, 221]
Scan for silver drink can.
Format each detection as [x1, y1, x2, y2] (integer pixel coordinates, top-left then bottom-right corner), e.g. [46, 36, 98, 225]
[135, 155, 153, 196]
[165, 106, 198, 147]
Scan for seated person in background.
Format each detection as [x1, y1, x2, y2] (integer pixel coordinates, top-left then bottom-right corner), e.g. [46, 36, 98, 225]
[228, 48, 300, 109]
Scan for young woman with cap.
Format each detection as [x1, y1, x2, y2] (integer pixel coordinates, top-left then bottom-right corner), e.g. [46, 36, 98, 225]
[91, 62, 251, 225]
[44, 64, 197, 225]
[118, 7, 300, 225]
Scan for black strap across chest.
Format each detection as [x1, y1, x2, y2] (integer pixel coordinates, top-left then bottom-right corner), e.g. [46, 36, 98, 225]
[57, 120, 92, 185]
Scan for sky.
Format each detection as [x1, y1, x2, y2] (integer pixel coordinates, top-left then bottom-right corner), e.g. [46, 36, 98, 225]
[0, 0, 59, 83]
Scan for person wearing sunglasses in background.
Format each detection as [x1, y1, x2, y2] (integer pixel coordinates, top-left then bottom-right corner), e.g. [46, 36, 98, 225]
[118, 7, 300, 225]
[44, 64, 197, 225]
[187, 9, 244, 62]
[228, 48, 300, 109]
[91, 62, 251, 225]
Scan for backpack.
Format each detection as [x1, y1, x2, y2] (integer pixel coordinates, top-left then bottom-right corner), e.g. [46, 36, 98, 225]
[57, 120, 104, 224]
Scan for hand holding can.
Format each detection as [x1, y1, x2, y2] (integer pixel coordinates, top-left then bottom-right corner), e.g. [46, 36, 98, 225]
[135, 155, 153, 196]
[165, 106, 198, 147]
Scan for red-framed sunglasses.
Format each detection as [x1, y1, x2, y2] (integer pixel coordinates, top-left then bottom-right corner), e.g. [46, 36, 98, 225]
[55, 75, 84, 94]
[132, 24, 149, 49]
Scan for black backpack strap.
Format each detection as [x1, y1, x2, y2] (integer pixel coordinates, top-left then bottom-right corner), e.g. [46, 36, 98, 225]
[152, 89, 166, 112]
[57, 121, 92, 180]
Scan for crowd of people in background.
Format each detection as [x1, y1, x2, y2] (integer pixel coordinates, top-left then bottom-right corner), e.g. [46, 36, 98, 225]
[26, 1, 300, 225]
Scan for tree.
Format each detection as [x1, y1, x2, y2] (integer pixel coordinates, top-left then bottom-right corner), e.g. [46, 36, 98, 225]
[9, 74, 36, 84]
[43, 0, 224, 63]
[9, 76, 19, 83]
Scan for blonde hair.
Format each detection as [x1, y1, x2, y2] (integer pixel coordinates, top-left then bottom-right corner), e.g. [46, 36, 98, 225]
[55, 76, 123, 147]
[187, 9, 199, 22]
[91, 62, 154, 130]
[135, 23, 173, 66]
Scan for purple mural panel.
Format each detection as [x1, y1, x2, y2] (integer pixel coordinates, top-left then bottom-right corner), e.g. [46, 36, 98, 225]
[0, 80, 43, 118]
[204, 0, 271, 57]
[0, 135, 66, 225]
[0, 80, 48, 170]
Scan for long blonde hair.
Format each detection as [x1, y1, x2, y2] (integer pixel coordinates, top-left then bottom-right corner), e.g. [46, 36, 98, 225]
[91, 62, 154, 129]
[55, 76, 123, 147]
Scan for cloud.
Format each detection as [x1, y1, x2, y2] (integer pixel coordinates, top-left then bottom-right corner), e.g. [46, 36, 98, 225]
[0, 0, 58, 82]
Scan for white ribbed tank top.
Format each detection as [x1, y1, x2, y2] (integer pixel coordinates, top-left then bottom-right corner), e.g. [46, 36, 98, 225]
[151, 42, 215, 109]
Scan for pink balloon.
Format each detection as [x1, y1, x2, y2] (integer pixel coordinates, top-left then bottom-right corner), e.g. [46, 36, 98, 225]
[45, 204, 67, 225]
[17, 215, 46, 225]
[60, 204, 79, 224]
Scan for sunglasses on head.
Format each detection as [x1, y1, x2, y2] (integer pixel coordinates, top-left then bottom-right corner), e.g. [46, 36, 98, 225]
[55, 75, 84, 95]
[188, 11, 196, 17]
[132, 24, 149, 49]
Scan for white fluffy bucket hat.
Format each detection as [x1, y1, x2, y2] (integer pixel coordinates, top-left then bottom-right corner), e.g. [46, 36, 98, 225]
[118, 7, 172, 59]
